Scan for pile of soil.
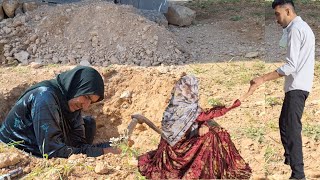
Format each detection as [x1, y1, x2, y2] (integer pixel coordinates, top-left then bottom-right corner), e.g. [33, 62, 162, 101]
[0, 0, 189, 66]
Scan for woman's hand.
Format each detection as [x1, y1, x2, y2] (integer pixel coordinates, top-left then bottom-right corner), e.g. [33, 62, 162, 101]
[199, 124, 209, 136]
[128, 139, 134, 147]
[239, 77, 263, 102]
[103, 147, 121, 154]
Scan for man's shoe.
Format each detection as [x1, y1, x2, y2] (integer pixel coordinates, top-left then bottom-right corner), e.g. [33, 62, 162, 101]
[289, 178, 306, 180]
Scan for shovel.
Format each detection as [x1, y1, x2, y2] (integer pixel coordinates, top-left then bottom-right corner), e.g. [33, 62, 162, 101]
[127, 114, 162, 138]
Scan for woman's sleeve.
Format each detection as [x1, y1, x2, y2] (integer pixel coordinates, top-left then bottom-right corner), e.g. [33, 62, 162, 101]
[196, 99, 241, 122]
[66, 113, 88, 147]
[32, 91, 104, 158]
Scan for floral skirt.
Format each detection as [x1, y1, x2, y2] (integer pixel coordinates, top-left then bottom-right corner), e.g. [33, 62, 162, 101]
[138, 126, 252, 179]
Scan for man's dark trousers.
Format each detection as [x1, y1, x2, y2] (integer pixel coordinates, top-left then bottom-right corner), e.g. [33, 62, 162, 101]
[279, 90, 309, 179]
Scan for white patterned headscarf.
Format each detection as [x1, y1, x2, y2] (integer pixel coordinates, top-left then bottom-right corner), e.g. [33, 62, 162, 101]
[161, 75, 201, 146]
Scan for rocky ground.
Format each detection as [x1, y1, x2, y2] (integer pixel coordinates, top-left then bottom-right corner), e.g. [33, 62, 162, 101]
[174, 0, 320, 62]
[0, 0, 320, 180]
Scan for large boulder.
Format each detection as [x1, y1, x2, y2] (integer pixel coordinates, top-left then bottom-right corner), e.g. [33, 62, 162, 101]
[165, 4, 195, 27]
[2, 0, 19, 18]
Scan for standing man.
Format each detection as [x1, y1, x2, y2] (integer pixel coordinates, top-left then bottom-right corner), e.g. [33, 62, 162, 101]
[249, 0, 315, 179]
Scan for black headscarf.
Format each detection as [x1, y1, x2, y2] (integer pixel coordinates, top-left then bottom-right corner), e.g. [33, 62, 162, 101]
[54, 65, 104, 102]
[18, 66, 104, 143]
[19, 65, 104, 105]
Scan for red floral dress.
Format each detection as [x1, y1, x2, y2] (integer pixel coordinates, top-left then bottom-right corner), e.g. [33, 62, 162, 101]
[138, 100, 252, 179]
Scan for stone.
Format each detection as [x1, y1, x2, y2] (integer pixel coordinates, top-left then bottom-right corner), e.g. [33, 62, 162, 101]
[120, 90, 132, 99]
[12, 20, 23, 28]
[68, 154, 86, 161]
[0, 55, 7, 64]
[22, 2, 39, 13]
[80, 60, 91, 66]
[0, 153, 21, 168]
[2, 0, 19, 18]
[109, 56, 118, 64]
[0, 39, 9, 44]
[14, 50, 29, 64]
[165, 5, 196, 27]
[245, 51, 259, 58]
[52, 56, 59, 63]
[3, 26, 12, 34]
[30, 62, 43, 69]
[102, 61, 110, 67]
[29, 34, 38, 42]
[128, 157, 138, 166]
[68, 55, 76, 65]
[94, 162, 109, 174]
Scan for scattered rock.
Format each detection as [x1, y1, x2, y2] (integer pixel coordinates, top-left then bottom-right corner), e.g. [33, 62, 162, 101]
[0, 153, 21, 168]
[245, 52, 259, 58]
[95, 162, 109, 174]
[30, 61, 43, 69]
[68, 154, 87, 161]
[120, 90, 132, 99]
[14, 50, 29, 65]
[29, 34, 38, 42]
[80, 60, 91, 66]
[22, 2, 39, 13]
[0, 55, 7, 64]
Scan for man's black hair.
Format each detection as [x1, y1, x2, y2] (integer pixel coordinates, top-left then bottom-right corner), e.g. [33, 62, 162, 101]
[272, 0, 295, 9]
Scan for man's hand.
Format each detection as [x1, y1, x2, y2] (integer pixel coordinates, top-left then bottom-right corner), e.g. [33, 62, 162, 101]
[250, 76, 264, 87]
[103, 147, 121, 154]
[240, 71, 283, 102]
[199, 124, 209, 136]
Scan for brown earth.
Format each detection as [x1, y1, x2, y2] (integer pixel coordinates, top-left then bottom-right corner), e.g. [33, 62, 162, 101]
[0, 0, 320, 179]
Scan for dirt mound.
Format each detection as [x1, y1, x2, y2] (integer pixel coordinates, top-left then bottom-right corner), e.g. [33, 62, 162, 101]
[0, 0, 189, 66]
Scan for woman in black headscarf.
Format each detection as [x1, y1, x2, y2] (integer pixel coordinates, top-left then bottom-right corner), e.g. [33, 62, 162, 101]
[0, 66, 119, 158]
